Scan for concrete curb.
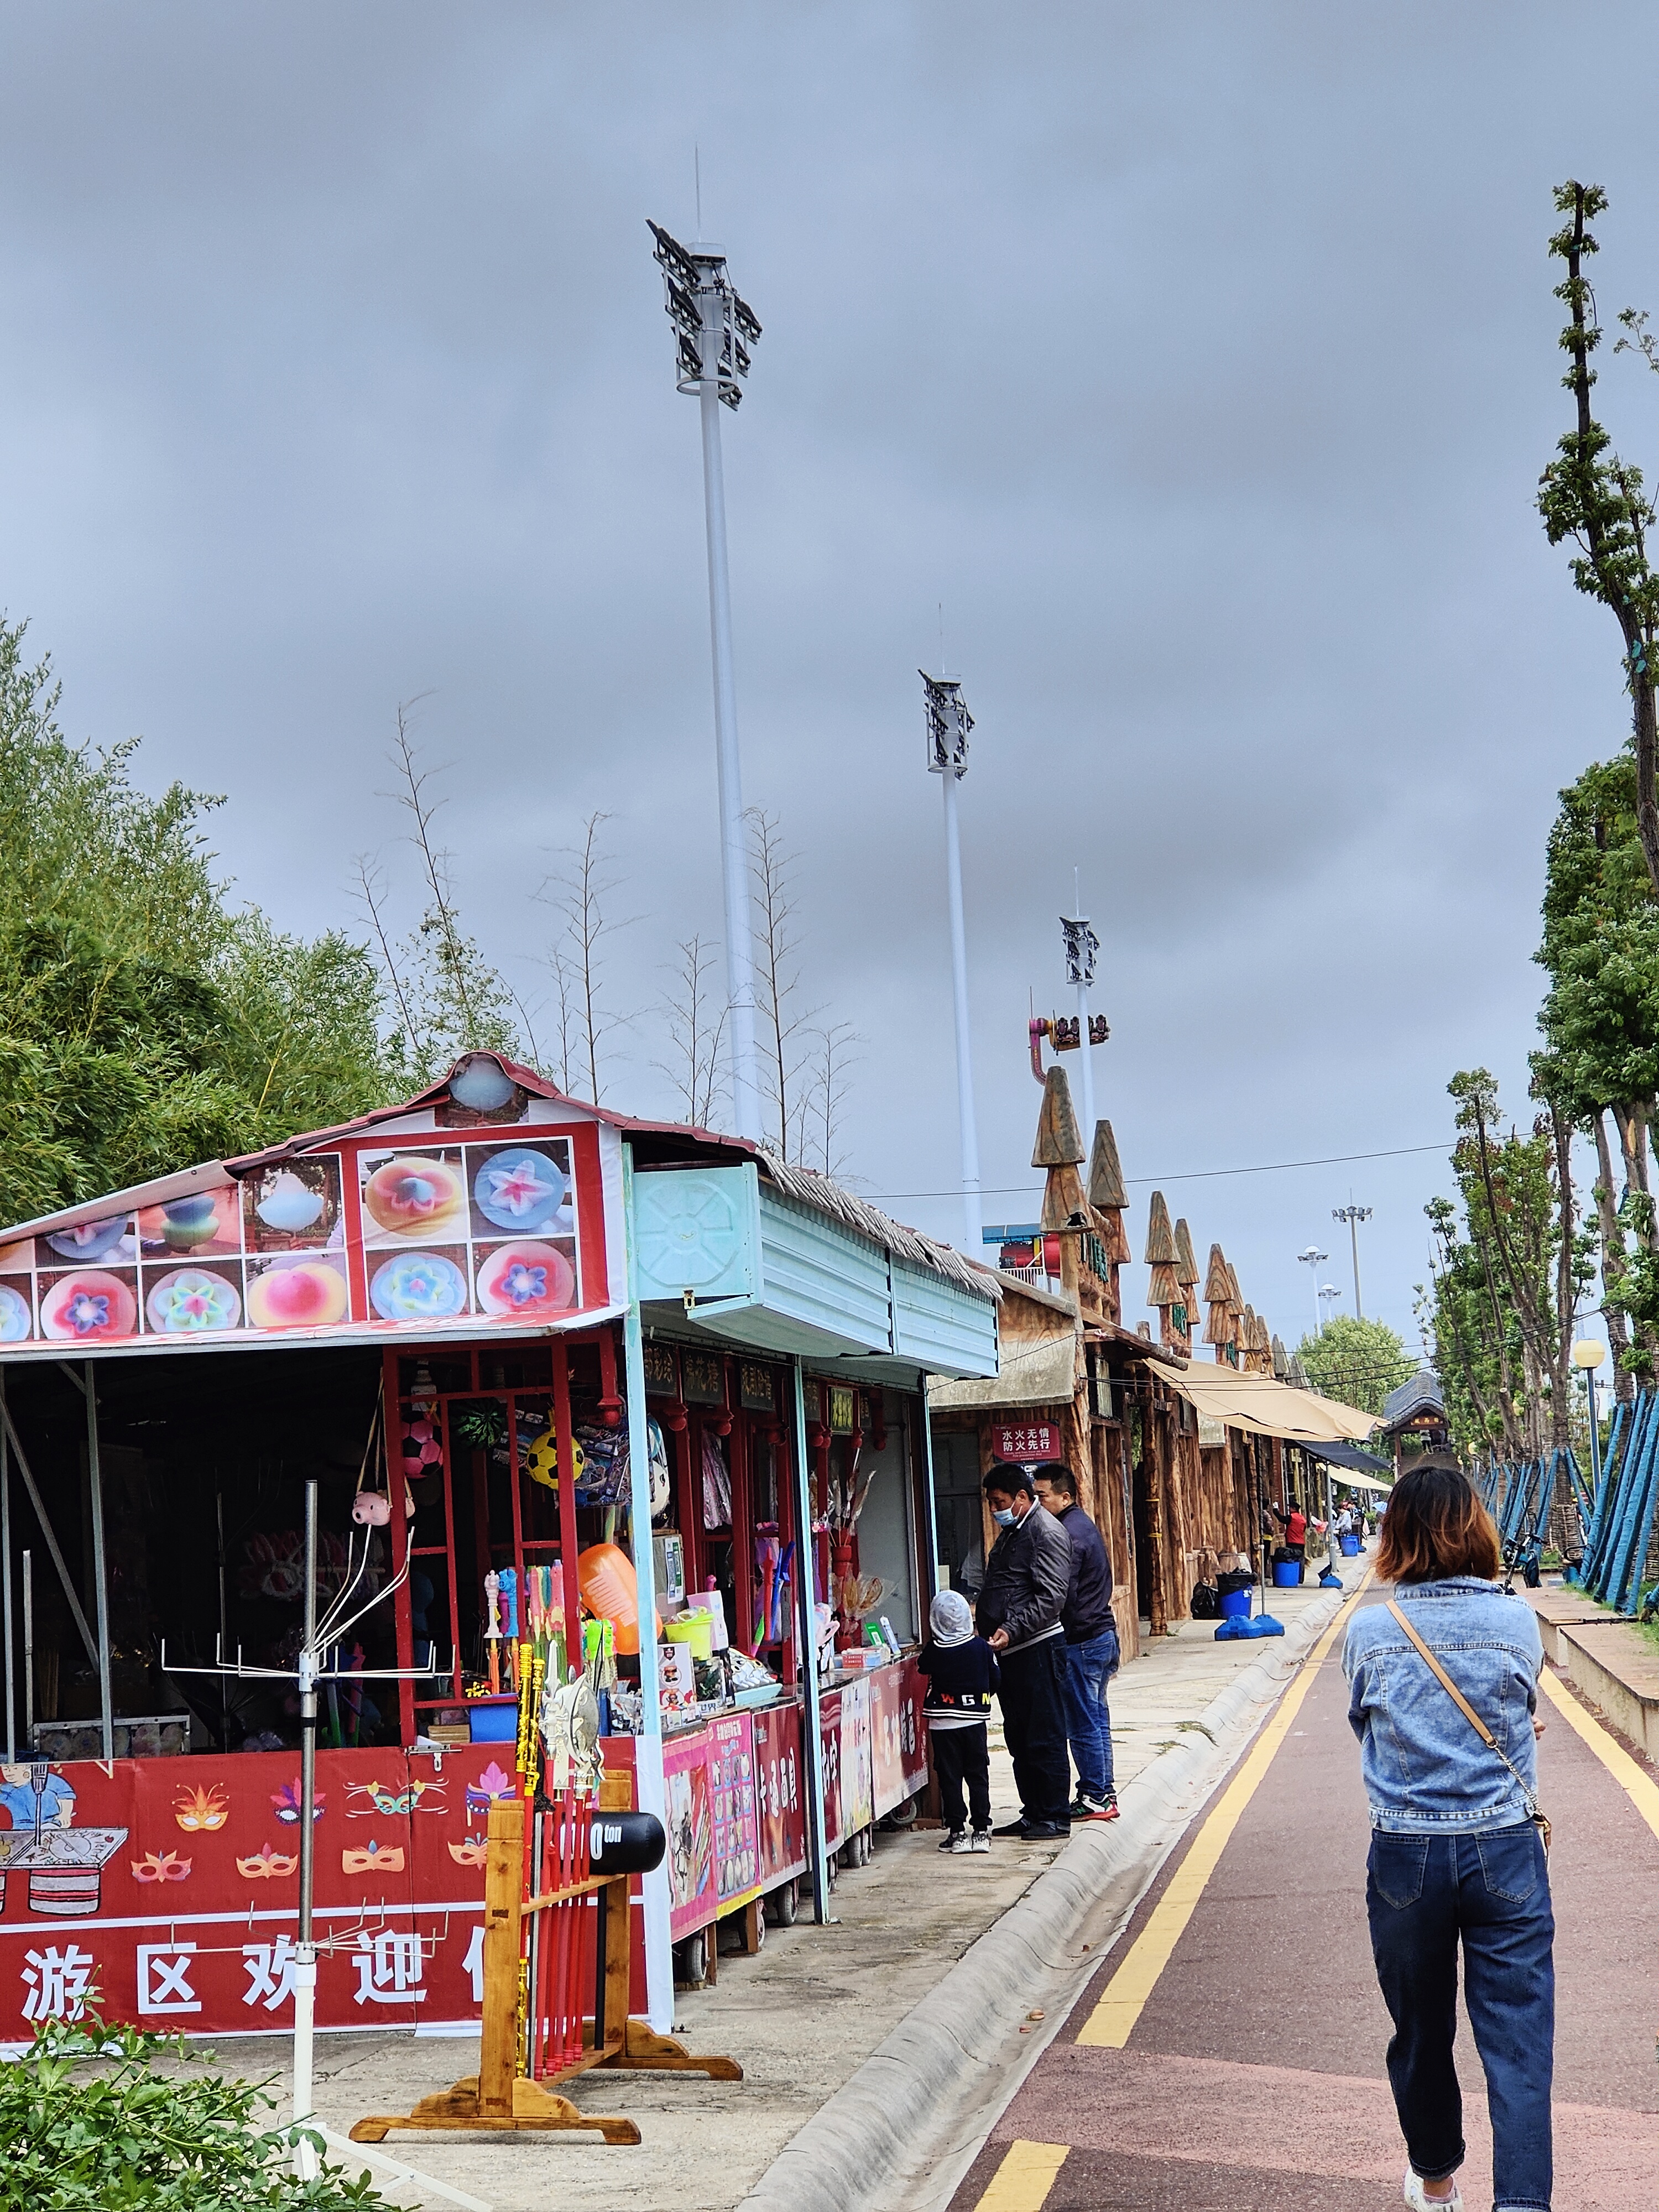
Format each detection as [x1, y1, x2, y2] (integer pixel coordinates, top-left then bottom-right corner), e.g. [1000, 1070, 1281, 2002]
[737, 1584, 1355, 2212]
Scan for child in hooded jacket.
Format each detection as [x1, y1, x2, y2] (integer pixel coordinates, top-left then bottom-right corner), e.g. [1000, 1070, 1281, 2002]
[918, 1589, 999, 1852]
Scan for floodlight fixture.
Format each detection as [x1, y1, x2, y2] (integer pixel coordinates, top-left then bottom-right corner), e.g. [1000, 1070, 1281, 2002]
[648, 216, 766, 1138]
[1060, 881, 1103, 1135]
[649, 220, 761, 409]
[921, 671, 972, 778]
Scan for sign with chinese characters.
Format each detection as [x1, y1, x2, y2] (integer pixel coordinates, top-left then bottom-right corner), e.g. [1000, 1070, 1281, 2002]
[738, 1361, 776, 1415]
[0, 1118, 612, 1353]
[680, 1349, 726, 1406]
[990, 1420, 1062, 1465]
[0, 1744, 644, 2038]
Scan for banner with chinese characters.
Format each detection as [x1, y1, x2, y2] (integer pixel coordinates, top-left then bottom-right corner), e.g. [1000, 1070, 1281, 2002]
[990, 1419, 1062, 1464]
[0, 1744, 644, 2040]
[750, 1703, 806, 1888]
[0, 1119, 613, 1356]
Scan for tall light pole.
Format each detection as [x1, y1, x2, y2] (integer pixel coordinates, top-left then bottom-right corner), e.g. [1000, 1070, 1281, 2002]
[1061, 881, 1102, 1141]
[1332, 1203, 1372, 1320]
[922, 672, 982, 1248]
[1319, 1282, 1343, 1329]
[649, 220, 764, 1141]
[1297, 1245, 1328, 1340]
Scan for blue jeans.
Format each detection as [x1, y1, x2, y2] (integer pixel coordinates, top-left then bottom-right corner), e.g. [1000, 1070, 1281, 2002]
[1057, 1626, 1118, 1799]
[1366, 1825, 1554, 2212]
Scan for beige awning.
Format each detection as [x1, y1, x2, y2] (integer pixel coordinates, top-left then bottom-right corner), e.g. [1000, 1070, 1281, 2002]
[927, 1331, 1077, 1412]
[1147, 1359, 1378, 1444]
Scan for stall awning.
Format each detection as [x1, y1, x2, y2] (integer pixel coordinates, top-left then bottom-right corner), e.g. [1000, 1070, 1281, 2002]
[1147, 1360, 1378, 1445]
[927, 1331, 1077, 1412]
[1298, 1438, 1394, 1480]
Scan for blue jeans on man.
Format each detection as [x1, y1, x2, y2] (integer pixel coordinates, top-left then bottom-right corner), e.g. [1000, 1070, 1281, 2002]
[1058, 1624, 1119, 1801]
[1367, 1824, 1553, 2212]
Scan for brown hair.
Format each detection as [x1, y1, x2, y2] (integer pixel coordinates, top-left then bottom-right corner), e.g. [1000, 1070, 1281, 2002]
[1375, 1459, 1501, 1584]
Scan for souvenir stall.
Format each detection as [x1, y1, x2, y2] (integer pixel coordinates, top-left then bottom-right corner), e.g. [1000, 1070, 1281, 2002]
[0, 1054, 999, 2041]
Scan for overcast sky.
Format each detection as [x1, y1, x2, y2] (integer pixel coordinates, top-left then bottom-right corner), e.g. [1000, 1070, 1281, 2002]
[3, 3, 1657, 1368]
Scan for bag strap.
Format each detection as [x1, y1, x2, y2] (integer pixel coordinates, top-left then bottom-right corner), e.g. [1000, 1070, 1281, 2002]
[1385, 1598, 1540, 1812]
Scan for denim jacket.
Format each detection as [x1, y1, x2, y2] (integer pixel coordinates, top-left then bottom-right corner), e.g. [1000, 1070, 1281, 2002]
[1342, 1579, 1543, 1833]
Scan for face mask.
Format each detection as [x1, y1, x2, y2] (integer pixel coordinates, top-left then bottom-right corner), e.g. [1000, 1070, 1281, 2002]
[991, 1507, 1016, 1528]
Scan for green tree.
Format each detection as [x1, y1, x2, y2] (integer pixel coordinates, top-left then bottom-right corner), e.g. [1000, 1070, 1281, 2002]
[1538, 181, 1659, 897]
[1422, 1070, 1591, 1455]
[1535, 748, 1659, 1389]
[0, 618, 400, 1225]
[1292, 1315, 1411, 1418]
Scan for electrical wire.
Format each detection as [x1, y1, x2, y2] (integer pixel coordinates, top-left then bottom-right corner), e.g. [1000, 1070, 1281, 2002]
[864, 1139, 1451, 1207]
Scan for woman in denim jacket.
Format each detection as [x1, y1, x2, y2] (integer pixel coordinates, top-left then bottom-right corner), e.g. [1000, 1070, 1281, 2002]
[1343, 1459, 1551, 2212]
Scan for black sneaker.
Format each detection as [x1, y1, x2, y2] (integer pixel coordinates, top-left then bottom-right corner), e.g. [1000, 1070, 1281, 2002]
[992, 1816, 1032, 1837]
[937, 1829, 964, 1851]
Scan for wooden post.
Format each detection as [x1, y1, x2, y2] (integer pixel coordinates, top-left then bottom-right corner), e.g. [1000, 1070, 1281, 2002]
[479, 1798, 525, 2116]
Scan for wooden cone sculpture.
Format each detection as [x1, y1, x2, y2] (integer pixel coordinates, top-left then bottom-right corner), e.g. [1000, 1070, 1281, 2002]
[1271, 1333, 1288, 1380]
[1088, 1120, 1133, 1265]
[1032, 1067, 1086, 1168]
[1203, 1243, 1232, 1353]
[1088, 1120, 1128, 1209]
[1039, 1162, 1089, 1232]
[1145, 1192, 1183, 1347]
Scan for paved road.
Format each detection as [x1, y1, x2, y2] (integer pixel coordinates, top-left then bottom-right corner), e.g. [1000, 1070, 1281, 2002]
[947, 1582, 1659, 2212]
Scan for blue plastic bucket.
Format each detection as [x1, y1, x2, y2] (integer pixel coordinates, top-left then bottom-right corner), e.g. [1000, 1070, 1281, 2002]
[1219, 1587, 1253, 1618]
[1339, 1533, 1361, 1557]
[1272, 1561, 1301, 1588]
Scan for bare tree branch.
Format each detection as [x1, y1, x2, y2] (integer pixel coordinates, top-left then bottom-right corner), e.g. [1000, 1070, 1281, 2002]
[747, 807, 818, 1160]
[539, 811, 636, 1104]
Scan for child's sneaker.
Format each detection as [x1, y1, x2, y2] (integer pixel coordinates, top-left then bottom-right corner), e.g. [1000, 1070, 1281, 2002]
[937, 1829, 964, 1851]
[948, 1829, 974, 1853]
[969, 1830, 992, 1853]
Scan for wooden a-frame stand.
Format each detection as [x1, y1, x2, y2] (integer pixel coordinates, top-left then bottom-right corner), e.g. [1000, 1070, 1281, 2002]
[352, 1777, 740, 2147]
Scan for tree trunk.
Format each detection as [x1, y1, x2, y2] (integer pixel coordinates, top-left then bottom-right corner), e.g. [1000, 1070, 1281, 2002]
[1592, 1110, 1636, 1402]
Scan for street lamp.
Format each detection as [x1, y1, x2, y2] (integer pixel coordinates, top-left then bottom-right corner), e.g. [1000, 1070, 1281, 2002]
[1572, 1338, 1607, 1496]
[1319, 1282, 1343, 1328]
[1060, 884, 1103, 1140]
[649, 219, 765, 1141]
[1297, 1246, 1328, 1341]
[922, 671, 982, 1248]
[1332, 1203, 1373, 1320]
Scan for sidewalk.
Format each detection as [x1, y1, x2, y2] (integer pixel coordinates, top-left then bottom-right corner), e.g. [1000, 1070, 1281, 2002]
[224, 1581, 1342, 2211]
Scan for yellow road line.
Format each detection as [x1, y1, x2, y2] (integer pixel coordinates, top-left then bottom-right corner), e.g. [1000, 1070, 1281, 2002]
[1537, 1663, 1659, 1842]
[973, 2140, 1070, 2211]
[1076, 1573, 1369, 2048]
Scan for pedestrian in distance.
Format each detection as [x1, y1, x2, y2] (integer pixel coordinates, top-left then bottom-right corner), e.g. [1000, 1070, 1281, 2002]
[975, 1463, 1072, 1840]
[1343, 1457, 1553, 2212]
[917, 1589, 998, 1853]
[1268, 1496, 1308, 1576]
[1033, 1467, 1120, 1822]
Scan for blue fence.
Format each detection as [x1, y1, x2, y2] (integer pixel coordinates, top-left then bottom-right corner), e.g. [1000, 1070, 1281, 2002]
[1565, 1392, 1659, 1616]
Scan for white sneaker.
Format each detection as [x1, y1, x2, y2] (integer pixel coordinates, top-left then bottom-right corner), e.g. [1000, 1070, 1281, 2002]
[1403, 2171, 1461, 2210]
[969, 1830, 991, 1853]
[948, 1830, 973, 1854]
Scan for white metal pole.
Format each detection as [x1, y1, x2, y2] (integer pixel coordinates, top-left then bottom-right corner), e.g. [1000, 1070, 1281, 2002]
[1074, 971, 1096, 1141]
[293, 1479, 319, 2182]
[620, 1142, 675, 2031]
[941, 769, 982, 1249]
[698, 295, 761, 1144]
[1349, 1215, 1364, 1321]
[1310, 1268, 1322, 1343]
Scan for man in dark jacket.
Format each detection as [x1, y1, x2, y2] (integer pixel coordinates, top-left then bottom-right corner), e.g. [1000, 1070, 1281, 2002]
[1035, 1468, 1120, 1820]
[975, 1463, 1072, 1838]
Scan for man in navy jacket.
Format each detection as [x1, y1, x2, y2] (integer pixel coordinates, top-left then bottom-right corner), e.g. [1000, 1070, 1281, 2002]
[976, 1463, 1072, 1838]
[1035, 1467, 1120, 1820]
